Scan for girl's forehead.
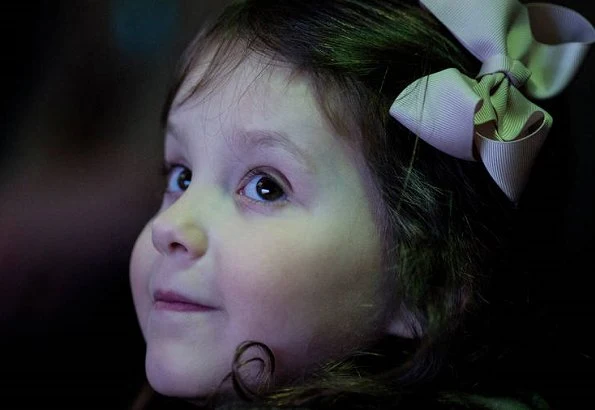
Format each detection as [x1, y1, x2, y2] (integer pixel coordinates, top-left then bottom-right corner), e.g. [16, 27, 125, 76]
[174, 46, 302, 109]
[170, 54, 328, 138]
[166, 55, 329, 152]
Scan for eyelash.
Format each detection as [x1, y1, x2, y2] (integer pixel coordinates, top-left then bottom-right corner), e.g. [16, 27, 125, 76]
[160, 162, 290, 208]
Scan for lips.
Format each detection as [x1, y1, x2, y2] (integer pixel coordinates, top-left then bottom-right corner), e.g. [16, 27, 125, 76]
[153, 290, 215, 312]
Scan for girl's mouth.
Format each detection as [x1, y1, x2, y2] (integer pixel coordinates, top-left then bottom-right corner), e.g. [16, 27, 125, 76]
[153, 290, 216, 312]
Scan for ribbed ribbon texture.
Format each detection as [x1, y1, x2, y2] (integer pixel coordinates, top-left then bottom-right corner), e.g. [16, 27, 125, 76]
[390, 0, 595, 201]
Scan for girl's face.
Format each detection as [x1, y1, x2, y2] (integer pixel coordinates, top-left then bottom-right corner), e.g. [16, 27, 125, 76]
[130, 54, 394, 398]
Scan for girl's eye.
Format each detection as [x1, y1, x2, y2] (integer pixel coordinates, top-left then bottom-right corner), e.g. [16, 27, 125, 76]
[240, 170, 288, 205]
[163, 164, 192, 193]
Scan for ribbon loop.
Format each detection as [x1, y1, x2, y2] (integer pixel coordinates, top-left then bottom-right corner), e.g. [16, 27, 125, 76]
[389, 0, 595, 202]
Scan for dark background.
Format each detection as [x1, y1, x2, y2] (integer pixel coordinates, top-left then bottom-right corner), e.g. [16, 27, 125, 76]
[0, 1, 593, 409]
[0, 1, 231, 408]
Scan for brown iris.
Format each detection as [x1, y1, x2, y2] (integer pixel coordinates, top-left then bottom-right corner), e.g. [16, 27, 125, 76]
[256, 176, 284, 201]
[177, 168, 192, 190]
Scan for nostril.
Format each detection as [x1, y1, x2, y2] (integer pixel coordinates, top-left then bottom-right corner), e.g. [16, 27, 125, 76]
[168, 242, 188, 253]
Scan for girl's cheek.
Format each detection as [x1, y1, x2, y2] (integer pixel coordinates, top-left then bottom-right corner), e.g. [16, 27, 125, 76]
[130, 224, 155, 331]
[219, 231, 324, 315]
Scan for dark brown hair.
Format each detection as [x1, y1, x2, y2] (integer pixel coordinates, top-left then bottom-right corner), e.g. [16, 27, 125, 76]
[159, 0, 514, 407]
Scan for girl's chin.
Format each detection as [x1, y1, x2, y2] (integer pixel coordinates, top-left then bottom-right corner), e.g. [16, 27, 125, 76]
[148, 370, 242, 407]
[145, 356, 223, 398]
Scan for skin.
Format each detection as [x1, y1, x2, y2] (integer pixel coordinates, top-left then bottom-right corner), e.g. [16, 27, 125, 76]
[129, 53, 403, 399]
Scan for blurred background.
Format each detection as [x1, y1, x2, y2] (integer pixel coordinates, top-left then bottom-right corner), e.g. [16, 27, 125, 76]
[0, 1, 232, 408]
[0, 0, 593, 409]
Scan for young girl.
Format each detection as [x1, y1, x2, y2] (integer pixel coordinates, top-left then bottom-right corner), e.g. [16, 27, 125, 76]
[129, 0, 595, 408]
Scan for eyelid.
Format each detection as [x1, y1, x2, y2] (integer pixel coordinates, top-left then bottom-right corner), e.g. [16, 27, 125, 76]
[242, 167, 291, 192]
[161, 162, 181, 181]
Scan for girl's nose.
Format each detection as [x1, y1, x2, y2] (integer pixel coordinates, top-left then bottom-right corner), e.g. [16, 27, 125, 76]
[151, 201, 208, 260]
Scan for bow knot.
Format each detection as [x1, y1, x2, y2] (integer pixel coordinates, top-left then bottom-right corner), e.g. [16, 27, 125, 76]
[390, 0, 595, 202]
[479, 54, 532, 88]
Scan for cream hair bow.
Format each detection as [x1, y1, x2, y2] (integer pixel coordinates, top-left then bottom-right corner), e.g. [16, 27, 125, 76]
[389, 0, 595, 202]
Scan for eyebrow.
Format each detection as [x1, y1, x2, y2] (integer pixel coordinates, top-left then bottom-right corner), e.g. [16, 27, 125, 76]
[236, 129, 315, 173]
[166, 123, 315, 173]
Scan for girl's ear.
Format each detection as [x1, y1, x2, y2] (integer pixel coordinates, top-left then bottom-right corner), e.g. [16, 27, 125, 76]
[385, 305, 423, 339]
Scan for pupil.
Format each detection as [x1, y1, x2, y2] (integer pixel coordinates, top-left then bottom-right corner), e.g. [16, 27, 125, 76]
[177, 169, 192, 190]
[256, 177, 283, 200]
